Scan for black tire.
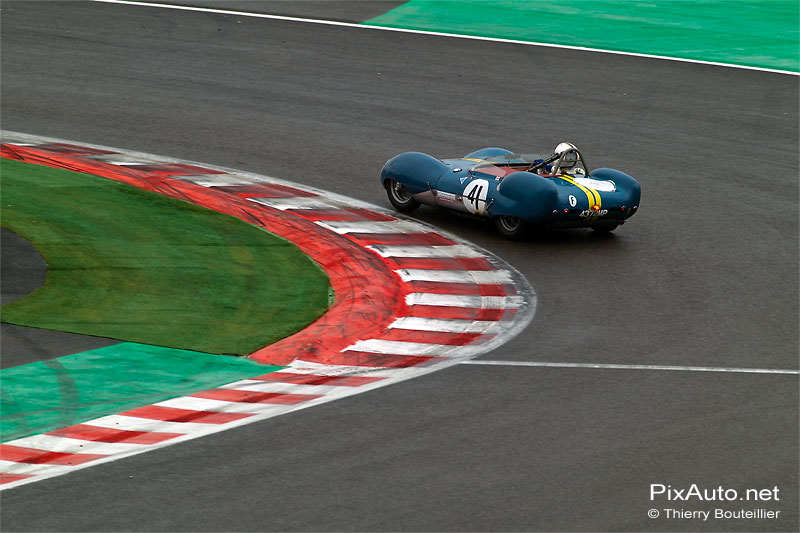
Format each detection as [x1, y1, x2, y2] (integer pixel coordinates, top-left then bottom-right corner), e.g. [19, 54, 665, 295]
[493, 215, 528, 240]
[385, 179, 420, 212]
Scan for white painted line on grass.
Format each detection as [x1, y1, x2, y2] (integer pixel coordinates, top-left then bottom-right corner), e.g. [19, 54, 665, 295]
[460, 360, 799, 375]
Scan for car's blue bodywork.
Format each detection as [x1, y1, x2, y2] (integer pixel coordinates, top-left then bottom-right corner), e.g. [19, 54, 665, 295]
[380, 146, 641, 238]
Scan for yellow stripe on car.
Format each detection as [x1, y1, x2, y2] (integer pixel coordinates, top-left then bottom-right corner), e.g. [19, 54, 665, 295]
[557, 174, 601, 209]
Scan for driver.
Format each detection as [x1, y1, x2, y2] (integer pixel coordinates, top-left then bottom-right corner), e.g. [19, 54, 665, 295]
[529, 142, 586, 175]
[552, 142, 584, 175]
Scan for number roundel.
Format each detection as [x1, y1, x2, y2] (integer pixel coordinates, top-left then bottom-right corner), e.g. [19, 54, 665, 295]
[462, 179, 489, 215]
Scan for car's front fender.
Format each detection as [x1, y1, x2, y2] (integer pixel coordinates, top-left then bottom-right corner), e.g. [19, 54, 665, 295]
[380, 152, 449, 194]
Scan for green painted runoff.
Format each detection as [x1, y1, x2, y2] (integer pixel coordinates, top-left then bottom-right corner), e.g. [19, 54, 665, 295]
[0, 158, 330, 355]
[0, 343, 281, 442]
[365, 0, 799, 73]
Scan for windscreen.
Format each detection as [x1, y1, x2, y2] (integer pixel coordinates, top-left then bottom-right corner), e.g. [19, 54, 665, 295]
[471, 153, 546, 172]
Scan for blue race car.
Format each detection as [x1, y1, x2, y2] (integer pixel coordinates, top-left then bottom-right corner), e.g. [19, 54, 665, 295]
[381, 143, 641, 239]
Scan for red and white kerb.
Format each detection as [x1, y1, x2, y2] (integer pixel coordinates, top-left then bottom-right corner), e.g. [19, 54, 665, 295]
[0, 132, 535, 489]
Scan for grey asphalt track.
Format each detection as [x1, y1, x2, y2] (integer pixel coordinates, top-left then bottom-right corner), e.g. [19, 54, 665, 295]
[0, 228, 121, 368]
[1, 1, 797, 531]
[1, 229, 46, 307]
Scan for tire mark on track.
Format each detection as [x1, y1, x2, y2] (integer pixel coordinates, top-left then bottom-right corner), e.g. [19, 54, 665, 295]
[0, 132, 535, 489]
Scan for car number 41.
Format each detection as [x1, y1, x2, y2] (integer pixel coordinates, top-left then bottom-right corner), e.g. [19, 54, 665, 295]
[463, 179, 489, 215]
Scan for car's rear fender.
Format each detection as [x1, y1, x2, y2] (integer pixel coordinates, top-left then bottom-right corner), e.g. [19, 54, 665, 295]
[380, 152, 449, 194]
[490, 171, 559, 222]
[590, 168, 641, 207]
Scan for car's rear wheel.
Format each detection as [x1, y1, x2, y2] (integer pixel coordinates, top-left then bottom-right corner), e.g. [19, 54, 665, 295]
[385, 179, 420, 212]
[494, 215, 528, 240]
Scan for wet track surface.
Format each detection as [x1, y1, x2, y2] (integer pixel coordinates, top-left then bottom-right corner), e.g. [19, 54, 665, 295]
[1, 1, 797, 531]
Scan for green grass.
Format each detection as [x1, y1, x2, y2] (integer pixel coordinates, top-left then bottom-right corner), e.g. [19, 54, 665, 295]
[0, 158, 330, 355]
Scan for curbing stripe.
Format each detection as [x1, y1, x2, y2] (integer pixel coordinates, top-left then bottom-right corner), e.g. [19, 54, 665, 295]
[247, 372, 385, 387]
[47, 424, 183, 444]
[366, 244, 483, 258]
[117, 405, 252, 424]
[405, 282, 515, 296]
[386, 256, 498, 271]
[287, 207, 397, 222]
[0, 468, 70, 485]
[0, 445, 107, 466]
[316, 220, 429, 234]
[218, 380, 354, 395]
[301, 352, 439, 368]
[403, 305, 515, 321]
[154, 397, 294, 416]
[1, 461, 72, 476]
[347, 232, 457, 247]
[84, 415, 225, 434]
[0, 473, 35, 484]
[375, 328, 483, 346]
[343, 339, 462, 357]
[405, 293, 524, 308]
[0, 132, 535, 489]
[389, 317, 500, 334]
[190, 388, 322, 405]
[9, 435, 151, 456]
[395, 268, 514, 284]
[248, 196, 332, 210]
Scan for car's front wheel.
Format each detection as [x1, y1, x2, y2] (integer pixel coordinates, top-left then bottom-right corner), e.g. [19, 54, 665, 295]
[385, 179, 420, 212]
[493, 215, 528, 240]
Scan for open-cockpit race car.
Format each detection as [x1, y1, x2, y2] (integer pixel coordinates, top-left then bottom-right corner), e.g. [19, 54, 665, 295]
[380, 143, 641, 239]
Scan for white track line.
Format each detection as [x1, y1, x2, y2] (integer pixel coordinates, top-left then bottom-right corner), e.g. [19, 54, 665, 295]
[460, 360, 799, 375]
[92, 0, 798, 76]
